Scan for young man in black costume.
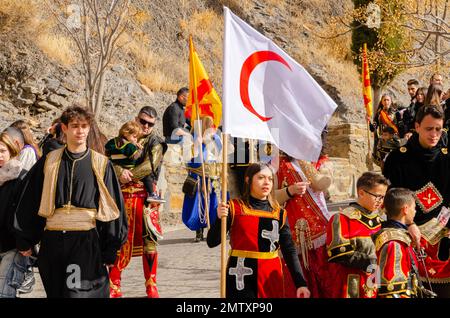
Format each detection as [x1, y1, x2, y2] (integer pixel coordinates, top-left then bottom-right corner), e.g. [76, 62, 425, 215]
[15, 106, 128, 298]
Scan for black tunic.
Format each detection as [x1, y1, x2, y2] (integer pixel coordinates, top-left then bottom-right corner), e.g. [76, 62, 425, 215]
[14, 148, 128, 298]
[383, 133, 450, 226]
[383, 133, 450, 260]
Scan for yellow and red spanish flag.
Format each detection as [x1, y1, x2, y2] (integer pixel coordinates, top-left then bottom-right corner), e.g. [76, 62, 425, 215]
[362, 43, 373, 119]
[186, 36, 222, 128]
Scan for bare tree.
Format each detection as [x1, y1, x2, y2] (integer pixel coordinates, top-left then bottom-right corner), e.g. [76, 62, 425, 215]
[314, 0, 449, 70]
[51, 0, 131, 117]
[393, 0, 450, 69]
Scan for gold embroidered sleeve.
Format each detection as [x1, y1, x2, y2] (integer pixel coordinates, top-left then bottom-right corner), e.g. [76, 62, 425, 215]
[378, 241, 410, 298]
[327, 214, 354, 261]
[130, 158, 152, 180]
[112, 164, 125, 181]
[130, 143, 164, 180]
[150, 143, 164, 170]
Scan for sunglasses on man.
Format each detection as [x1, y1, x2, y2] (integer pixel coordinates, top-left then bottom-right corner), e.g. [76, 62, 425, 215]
[139, 118, 155, 127]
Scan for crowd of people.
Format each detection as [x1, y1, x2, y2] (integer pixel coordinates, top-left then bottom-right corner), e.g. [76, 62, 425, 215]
[0, 71, 450, 299]
[370, 73, 450, 168]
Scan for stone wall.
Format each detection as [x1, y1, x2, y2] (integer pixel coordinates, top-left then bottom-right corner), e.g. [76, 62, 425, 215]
[326, 122, 380, 202]
[158, 144, 188, 228]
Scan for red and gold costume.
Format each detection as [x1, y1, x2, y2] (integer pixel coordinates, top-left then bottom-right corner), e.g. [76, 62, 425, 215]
[326, 203, 381, 298]
[418, 216, 450, 285]
[109, 182, 160, 298]
[206, 198, 307, 298]
[277, 156, 332, 298]
[109, 131, 166, 298]
[373, 221, 423, 298]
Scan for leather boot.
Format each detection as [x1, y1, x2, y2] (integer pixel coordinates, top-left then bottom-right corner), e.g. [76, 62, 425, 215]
[143, 252, 159, 298]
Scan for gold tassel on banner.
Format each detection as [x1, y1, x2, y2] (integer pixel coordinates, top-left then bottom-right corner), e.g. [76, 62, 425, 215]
[295, 218, 312, 270]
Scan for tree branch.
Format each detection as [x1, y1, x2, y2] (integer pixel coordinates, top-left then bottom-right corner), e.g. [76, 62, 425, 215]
[51, 0, 131, 117]
[303, 22, 364, 40]
[403, 11, 450, 30]
[400, 23, 449, 36]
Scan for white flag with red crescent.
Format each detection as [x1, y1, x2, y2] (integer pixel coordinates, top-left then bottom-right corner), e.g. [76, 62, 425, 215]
[222, 7, 337, 162]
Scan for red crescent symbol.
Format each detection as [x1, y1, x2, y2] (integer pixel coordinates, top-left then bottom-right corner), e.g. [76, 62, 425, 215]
[240, 50, 292, 122]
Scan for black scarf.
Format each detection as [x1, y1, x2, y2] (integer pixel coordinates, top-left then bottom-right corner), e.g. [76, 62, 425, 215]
[407, 132, 442, 162]
[249, 196, 272, 212]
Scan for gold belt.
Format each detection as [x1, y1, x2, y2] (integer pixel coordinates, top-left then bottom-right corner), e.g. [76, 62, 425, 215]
[187, 164, 221, 178]
[45, 206, 97, 231]
[121, 184, 145, 194]
[229, 249, 279, 259]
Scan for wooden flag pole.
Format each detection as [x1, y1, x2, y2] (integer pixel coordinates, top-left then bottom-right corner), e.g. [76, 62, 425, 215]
[220, 133, 228, 298]
[366, 119, 374, 171]
[190, 35, 210, 229]
[249, 138, 255, 163]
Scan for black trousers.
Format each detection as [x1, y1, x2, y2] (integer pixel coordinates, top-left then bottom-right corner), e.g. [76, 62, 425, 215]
[38, 229, 109, 298]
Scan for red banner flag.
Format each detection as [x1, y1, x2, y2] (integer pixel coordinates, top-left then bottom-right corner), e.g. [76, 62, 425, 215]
[362, 43, 373, 118]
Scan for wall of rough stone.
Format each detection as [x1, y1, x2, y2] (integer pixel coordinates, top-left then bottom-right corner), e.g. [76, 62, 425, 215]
[157, 144, 188, 228]
[325, 122, 380, 202]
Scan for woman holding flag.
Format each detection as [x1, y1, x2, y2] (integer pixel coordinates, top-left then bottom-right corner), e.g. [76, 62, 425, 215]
[184, 35, 225, 241]
[206, 162, 310, 298]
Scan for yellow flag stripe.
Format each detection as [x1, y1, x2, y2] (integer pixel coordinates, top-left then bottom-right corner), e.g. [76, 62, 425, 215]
[188, 36, 222, 128]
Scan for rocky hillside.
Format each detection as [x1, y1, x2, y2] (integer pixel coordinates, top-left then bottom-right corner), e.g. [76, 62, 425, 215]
[1, 0, 442, 217]
[1, 0, 439, 133]
[0, 0, 366, 136]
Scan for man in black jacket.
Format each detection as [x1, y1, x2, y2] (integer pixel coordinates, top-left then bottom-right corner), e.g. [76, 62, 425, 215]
[397, 79, 420, 138]
[162, 87, 190, 144]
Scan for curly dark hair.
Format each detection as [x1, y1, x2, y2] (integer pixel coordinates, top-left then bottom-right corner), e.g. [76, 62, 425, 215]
[60, 105, 94, 126]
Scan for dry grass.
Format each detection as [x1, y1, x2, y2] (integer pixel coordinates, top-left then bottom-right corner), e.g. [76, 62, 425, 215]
[284, 0, 362, 112]
[127, 7, 225, 94]
[0, 0, 74, 65]
[127, 36, 182, 93]
[210, 0, 252, 16]
[0, 0, 40, 34]
[36, 33, 76, 66]
[137, 69, 179, 93]
[126, 38, 158, 69]
[179, 9, 224, 91]
[0, 0, 364, 104]
[179, 9, 222, 44]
